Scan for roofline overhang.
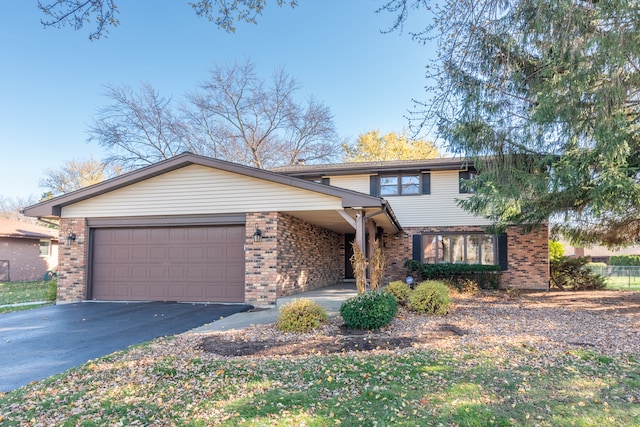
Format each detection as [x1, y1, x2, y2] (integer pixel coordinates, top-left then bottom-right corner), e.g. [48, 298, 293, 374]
[381, 199, 402, 233]
[275, 158, 475, 177]
[0, 232, 58, 240]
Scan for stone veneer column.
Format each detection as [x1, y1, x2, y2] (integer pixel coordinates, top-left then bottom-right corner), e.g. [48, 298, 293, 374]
[244, 212, 279, 305]
[57, 218, 89, 302]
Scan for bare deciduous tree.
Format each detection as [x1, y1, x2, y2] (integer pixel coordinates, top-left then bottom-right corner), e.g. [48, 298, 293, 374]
[39, 155, 122, 196]
[0, 195, 39, 223]
[38, 0, 119, 40]
[36, 0, 297, 39]
[90, 61, 342, 170]
[187, 61, 341, 169]
[89, 84, 191, 170]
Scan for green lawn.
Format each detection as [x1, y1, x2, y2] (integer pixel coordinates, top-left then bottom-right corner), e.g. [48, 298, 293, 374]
[604, 276, 640, 291]
[0, 340, 638, 426]
[0, 280, 57, 312]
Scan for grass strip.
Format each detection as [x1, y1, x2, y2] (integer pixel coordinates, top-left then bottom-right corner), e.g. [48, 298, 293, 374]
[0, 280, 57, 306]
[1, 342, 638, 426]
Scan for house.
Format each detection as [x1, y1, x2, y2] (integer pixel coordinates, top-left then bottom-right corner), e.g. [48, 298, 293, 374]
[23, 152, 548, 305]
[0, 217, 59, 282]
[276, 159, 549, 288]
[561, 241, 640, 264]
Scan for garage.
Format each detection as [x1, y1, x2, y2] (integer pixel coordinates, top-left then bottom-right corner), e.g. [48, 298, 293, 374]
[90, 225, 245, 302]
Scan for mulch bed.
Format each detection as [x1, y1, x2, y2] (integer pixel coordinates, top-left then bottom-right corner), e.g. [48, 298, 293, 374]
[199, 323, 466, 357]
[196, 289, 640, 358]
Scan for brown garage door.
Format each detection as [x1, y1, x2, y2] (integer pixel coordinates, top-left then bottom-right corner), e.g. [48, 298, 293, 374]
[91, 226, 245, 302]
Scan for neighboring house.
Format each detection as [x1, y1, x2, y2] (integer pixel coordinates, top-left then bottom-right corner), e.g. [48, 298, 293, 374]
[561, 241, 640, 264]
[0, 217, 59, 282]
[23, 153, 548, 305]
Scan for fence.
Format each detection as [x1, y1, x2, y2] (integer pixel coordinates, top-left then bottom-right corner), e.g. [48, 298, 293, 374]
[588, 265, 640, 290]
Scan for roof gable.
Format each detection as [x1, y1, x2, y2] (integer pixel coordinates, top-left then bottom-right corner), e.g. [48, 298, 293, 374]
[60, 164, 346, 218]
[23, 153, 387, 218]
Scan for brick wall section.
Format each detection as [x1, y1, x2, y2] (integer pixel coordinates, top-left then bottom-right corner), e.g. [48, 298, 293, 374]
[502, 224, 549, 290]
[383, 224, 549, 289]
[244, 212, 279, 305]
[57, 218, 88, 302]
[244, 212, 344, 305]
[276, 213, 343, 297]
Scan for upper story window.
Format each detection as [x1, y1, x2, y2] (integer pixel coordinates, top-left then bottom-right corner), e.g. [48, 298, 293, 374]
[39, 240, 51, 256]
[371, 173, 430, 196]
[459, 170, 478, 194]
[308, 177, 330, 185]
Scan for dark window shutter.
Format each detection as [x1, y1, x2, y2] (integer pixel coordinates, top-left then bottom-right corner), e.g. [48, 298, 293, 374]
[459, 171, 470, 193]
[421, 173, 431, 195]
[498, 233, 508, 270]
[412, 234, 422, 262]
[370, 175, 379, 196]
[322, 177, 330, 185]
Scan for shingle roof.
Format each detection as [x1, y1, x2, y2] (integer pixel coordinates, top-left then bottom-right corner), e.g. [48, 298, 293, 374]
[0, 218, 58, 240]
[272, 157, 474, 176]
[22, 153, 401, 233]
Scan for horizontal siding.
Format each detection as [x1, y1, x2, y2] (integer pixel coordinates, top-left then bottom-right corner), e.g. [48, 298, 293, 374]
[384, 170, 491, 227]
[328, 175, 371, 194]
[62, 165, 342, 218]
[327, 170, 490, 227]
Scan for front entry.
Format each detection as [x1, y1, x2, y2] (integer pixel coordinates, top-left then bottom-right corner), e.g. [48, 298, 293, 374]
[344, 234, 355, 280]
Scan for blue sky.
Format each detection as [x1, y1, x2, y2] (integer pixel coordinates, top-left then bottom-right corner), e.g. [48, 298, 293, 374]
[0, 1, 436, 200]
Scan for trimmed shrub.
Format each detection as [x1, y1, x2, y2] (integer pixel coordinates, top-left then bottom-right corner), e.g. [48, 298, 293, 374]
[276, 298, 328, 333]
[384, 280, 412, 305]
[449, 278, 480, 295]
[408, 280, 450, 315]
[586, 262, 607, 269]
[405, 260, 501, 289]
[550, 256, 607, 291]
[340, 290, 398, 330]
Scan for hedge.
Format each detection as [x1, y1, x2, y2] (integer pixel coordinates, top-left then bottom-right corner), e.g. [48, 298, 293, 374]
[404, 259, 501, 289]
[609, 255, 640, 266]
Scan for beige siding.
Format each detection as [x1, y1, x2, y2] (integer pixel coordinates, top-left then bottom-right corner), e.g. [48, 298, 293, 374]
[329, 175, 371, 194]
[328, 170, 491, 227]
[62, 165, 342, 218]
[385, 170, 491, 227]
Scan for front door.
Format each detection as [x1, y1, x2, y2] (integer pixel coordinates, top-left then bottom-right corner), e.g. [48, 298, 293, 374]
[344, 234, 355, 280]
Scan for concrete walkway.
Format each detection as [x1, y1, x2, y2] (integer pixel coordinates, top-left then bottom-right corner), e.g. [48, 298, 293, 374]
[188, 282, 358, 333]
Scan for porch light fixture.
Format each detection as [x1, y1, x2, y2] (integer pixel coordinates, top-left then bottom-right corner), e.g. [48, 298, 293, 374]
[252, 228, 263, 243]
[65, 232, 77, 246]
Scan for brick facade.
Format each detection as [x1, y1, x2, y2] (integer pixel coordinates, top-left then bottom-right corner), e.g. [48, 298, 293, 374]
[244, 212, 279, 305]
[276, 213, 343, 297]
[383, 224, 549, 290]
[54, 213, 548, 304]
[57, 218, 89, 302]
[501, 225, 549, 289]
[244, 212, 344, 305]
[55, 213, 344, 306]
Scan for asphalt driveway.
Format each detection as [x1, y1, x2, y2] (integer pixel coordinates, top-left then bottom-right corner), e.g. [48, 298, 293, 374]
[0, 301, 251, 392]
